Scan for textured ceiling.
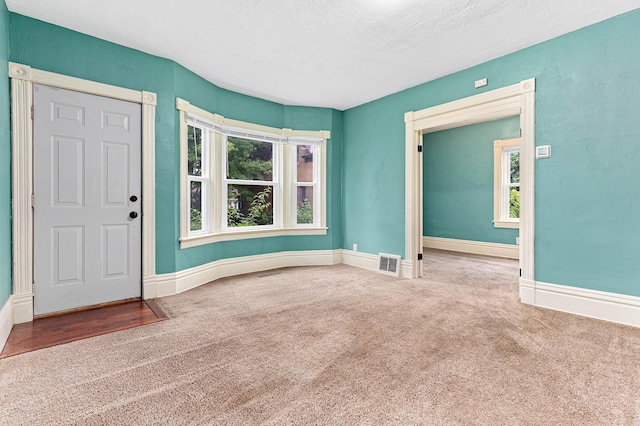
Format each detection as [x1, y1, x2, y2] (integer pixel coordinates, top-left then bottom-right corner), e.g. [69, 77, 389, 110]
[5, 0, 640, 110]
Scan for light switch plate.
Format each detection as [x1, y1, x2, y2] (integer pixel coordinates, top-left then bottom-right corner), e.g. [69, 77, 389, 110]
[536, 145, 551, 159]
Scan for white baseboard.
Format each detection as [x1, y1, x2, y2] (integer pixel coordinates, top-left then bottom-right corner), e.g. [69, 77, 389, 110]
[519, 278, 535, 305]
[0, 296, 12, 353]
[145, 246, 640, 330]
[341, 250, 378, 271]
[6, 250, 638, 331]
[146, 249, 344, 298]
[12, 293, 33, 324]
[341, 250, 413, 278]
[423, 236, 519, 259]
[521, 280, 640, 328]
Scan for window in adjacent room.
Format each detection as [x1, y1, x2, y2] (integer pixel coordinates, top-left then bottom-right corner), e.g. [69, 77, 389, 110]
[177, 98, 330, 248]
[493, 138, 520, 228]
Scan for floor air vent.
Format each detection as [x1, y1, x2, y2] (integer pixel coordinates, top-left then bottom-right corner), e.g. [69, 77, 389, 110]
[378, 253, 401, 277]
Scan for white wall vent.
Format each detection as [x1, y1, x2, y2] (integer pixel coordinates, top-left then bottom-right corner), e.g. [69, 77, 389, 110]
[378, 253, 401, 277]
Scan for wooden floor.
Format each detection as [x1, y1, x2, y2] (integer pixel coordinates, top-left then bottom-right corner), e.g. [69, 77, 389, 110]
[0, 300, 168, 359]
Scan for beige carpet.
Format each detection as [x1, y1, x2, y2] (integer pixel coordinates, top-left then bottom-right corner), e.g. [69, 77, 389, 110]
[1, 249, 639, 425]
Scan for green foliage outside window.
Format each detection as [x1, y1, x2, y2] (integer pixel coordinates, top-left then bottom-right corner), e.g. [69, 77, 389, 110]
[228, 186, 273, 227]
[187, 125, 202, 176]
[188, 125, 204, 231]
[509, 151, 520, 219]
[226, 137, 274, 227]
[297, 199, 313, 224]
[510, 151, 520, 183]
[227, 137, 272, 180]
[190, 208, 202, 231]
[509, 189, 520, 219]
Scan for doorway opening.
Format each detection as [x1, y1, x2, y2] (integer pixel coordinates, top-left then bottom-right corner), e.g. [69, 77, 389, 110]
[404, 79, 535, 303]
[422, 118, 521, 260]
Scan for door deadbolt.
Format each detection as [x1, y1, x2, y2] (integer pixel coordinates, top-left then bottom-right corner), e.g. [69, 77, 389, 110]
[130, 195, 138, 202]
[129, 211, 138, 219]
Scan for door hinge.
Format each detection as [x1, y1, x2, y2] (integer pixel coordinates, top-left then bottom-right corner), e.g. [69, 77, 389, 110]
[519, 128, 522, 137]
[31, 105, 34, 119]
[417, 145, 423, 152]
[418, 253, 423, 261]
[519, 268, 522, 277]
[31, 194, 34, 209]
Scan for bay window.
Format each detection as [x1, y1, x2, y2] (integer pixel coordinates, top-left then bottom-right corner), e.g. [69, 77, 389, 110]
[177, 98, 329, 248]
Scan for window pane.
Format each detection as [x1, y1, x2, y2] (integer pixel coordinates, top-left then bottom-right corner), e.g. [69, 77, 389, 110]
[296, 145, 314, 183]
[510, 151, 520, 184]
[190, 180, 203, 231]
[188, 125, 203, 176]
[227, 137, 273, 180]
[228, 184, 274, 227]
[509, 187, 520, 219]
[296, 186, 314, 224]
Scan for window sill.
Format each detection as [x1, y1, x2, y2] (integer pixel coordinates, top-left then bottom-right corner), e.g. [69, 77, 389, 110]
[493, 220, 520, 229]
[180, 227, 328, 249]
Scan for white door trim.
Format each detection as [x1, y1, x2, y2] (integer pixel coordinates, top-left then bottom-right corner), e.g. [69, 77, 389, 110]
[405, 79, 535, 304]
[9, 62, 157, 323]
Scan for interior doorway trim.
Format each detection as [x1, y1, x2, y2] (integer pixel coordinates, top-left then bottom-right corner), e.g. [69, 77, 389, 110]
[9, 62, 157, 323]
[405, 79, 535, 304]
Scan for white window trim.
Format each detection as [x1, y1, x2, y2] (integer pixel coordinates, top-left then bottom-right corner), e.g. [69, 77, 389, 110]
[292, 143, 320, 228]
[177, 98, 329, 248]
[185, 122, 211, 236]
[493, 138, 520, 229]
[222, 133, 281, 232]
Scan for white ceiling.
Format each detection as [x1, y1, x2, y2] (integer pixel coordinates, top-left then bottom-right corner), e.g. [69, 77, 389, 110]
[6, 0, 640, 110]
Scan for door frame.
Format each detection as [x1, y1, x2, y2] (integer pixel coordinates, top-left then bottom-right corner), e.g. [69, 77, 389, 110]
[9, 62, 157, 323]
[404, 78, 536, 304]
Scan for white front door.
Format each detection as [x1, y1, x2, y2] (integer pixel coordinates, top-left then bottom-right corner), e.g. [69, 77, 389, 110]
[33, 84, 142, 316]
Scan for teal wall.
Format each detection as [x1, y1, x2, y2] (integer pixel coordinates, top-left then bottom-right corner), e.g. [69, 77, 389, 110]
[344, 8, 640, 297]
[423, 117, 520, 245]
[10, 14, 178, 273]
[0, 2, 10, 306]
[6, 8, 640, 300]
[9, 14, 343, 275]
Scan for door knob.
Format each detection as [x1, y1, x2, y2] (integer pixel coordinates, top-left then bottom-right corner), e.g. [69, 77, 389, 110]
[129, 211, 138, 219]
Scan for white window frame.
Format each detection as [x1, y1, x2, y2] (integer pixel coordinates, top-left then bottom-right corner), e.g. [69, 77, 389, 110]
[186, 123, 210, 235]
[493, 138, 521, 228]
[177, 98, 329, 248]
[291, 142, 320, 228]
[222, 134, 280, 232]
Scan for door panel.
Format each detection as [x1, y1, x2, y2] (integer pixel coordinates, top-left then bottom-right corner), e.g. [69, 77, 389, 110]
[52, 226, 84, 286]
[102, 142, 129, 206]
[53, 136, 84, 206]
[103, 225, 129, 279]
[34, 84, 142, 316]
